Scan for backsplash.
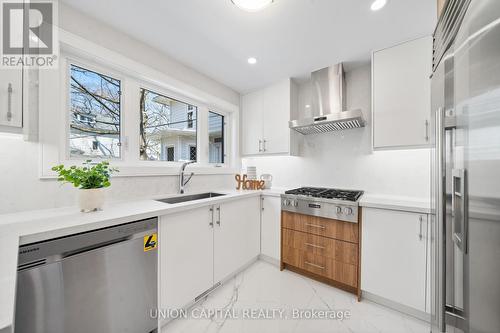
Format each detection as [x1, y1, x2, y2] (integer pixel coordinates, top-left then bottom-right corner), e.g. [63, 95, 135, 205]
[243, 64, 431, 198]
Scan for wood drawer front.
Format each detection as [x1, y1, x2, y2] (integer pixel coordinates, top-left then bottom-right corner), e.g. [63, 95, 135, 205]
[282, 246, 358, 287]
[282, 229, 358, 265]
[282, 211, 358, 243]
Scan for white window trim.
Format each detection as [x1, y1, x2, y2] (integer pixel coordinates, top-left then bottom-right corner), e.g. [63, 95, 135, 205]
[38, 29, 239, 179]
[64, 57, 125, 161]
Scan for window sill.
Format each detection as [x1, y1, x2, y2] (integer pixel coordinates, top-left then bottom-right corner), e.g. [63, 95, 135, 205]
[39, 164, 238, 179]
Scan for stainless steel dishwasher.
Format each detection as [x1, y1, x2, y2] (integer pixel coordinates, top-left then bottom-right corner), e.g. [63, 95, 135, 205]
[14, 217, 158, 333]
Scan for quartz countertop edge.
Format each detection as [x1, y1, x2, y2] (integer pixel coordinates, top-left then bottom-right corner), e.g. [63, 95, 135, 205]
[359, 193, 432, 214]
[0, 190, 262, 331]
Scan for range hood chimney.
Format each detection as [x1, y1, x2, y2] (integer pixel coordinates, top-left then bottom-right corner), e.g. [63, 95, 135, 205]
[289, 63, 366, 135]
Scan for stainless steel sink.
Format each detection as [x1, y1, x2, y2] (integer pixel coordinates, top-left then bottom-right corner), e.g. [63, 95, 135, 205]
[156, 192, 226, 204]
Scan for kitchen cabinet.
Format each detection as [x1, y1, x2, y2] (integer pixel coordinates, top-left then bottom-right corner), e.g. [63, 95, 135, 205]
[361, 207, 429, 313]
[0, 68, 23, 128]
[214, 196, 260, 282]
[281, 211, 361, 297]
[241, 78, 299, 156]
[159, 206, 214, 311]
[372, 36, 432, 149]
[160, 196, 260, 313]
[260, 195, 281, 262]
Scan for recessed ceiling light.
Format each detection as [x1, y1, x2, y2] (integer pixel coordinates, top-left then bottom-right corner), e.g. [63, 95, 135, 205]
[232, 0, 274, 12]
[371, 0, 387, 11]
[305, 104, 311, 108]
[247, 57, 257, 64]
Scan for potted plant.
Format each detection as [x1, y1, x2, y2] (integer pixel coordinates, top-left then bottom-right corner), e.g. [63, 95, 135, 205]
[52, 160, 118, 212]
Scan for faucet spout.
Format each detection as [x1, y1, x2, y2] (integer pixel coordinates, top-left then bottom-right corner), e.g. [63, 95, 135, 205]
[179, 160, 196, 194]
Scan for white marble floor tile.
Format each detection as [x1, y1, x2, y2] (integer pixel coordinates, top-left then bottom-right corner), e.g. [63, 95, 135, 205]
[162, 260, 429, 333]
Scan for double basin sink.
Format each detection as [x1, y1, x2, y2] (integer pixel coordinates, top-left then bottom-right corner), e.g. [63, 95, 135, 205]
[156, 192, 225, 204]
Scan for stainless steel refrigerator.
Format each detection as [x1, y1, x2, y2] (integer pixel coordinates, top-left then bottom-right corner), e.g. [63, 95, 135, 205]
[430, 0, 500, 332]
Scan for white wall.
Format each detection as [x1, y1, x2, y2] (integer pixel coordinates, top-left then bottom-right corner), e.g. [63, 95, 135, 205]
[243, 65, 431, 198]
[0, 4, 238, 214]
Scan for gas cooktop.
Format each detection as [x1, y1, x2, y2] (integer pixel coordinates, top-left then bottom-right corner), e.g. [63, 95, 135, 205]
[284, 187, 364, 202]
[281, 187, 364, 223]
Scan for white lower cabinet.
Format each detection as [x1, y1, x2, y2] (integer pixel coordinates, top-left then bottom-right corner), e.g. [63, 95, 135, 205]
[159, 196, 260, 313]
[214, 196, 260, 282]
[159, 206, 214, 311]
[361, 207, 429, 313]
[260, 195, 281, 262]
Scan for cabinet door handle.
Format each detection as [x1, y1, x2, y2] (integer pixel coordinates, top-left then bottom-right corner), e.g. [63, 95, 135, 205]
[305, 223, 326, 229]
[418, 215, 423, 240]
[6, 83, 12, 122]
[258, 140, 262, 152]
[263, 139, 267, 152]
[305, 242, 325, 250]
[425, 119, 429, 142]
[209, 207, 214, 227]
[261, 197, 264, 211]
[305, 261, 325, 270]
[216, 206, 221, 226]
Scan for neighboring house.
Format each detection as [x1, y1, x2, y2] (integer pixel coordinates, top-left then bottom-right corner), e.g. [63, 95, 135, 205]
[158, 101, 197, 162]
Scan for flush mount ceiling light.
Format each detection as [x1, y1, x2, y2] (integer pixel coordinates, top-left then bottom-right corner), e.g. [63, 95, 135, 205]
[371, 0, 387, 11]
[247, 57, 257, 64]
[232, 0, 274, 12]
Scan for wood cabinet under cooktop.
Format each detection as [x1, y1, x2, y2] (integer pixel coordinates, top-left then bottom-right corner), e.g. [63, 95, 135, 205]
[280, 211, 362, 300]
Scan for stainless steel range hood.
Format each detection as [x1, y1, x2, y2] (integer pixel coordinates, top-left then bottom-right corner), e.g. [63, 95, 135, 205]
[289, 63, 366, 135]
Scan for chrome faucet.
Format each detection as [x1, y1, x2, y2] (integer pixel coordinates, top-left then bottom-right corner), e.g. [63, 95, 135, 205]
[179, 161, 195, 194]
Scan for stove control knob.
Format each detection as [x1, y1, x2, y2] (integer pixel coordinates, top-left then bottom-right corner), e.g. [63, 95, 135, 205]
[344, 207, 353, 215]
[283, 199, 290, 206]
[336, 206, 343, 214]
[293, 200, 299, 207]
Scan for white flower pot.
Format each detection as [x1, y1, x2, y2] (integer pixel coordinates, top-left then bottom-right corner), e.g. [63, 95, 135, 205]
[78, 188, 106, 212]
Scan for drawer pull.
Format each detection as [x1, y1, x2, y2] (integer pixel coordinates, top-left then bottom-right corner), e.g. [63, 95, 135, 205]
[305, 261, 325, 270]
[305, 223, 326, 229]
[305, 242, 325, 250]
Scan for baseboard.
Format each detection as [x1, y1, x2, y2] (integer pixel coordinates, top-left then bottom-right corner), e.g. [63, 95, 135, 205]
[258, 254, 280, 267]
[361, 290, 431, 323]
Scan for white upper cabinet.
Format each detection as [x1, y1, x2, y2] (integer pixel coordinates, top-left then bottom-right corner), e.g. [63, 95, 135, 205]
[372, 36, 432, 149]
[0, 68, 23, 128]
[241, 78, 299, 156]
[361, 207, 429, 313]
[241, 90, 264, 155]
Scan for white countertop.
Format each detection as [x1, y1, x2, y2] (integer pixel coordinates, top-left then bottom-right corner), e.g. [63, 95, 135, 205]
[359, 193, 432, 214]
[0, 190, 261, 331]
[0, 188, 431, 331]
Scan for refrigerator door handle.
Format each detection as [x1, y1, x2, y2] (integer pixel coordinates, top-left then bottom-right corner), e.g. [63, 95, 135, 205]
[451, 168, 468, 253]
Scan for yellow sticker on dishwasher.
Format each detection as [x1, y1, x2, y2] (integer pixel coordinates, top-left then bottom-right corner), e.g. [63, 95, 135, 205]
[143, 233, 158, 251]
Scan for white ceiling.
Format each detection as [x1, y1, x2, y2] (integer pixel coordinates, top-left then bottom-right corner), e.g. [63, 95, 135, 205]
[60, 0, 436, 93]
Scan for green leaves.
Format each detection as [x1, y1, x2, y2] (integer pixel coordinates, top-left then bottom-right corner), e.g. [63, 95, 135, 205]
[52, 160, 119, 189]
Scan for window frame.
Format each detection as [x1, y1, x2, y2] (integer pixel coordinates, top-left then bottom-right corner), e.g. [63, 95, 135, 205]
[208, 110, 226, 165]
[39, 40, 239, 179]
[64, 58, 125, 161]
[138, 86, 199, 163]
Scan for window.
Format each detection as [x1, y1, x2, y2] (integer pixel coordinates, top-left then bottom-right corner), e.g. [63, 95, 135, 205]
[69, 64, 121, 158]
[166, 146, 175, 161]
[189, 145, 197, 161]
[139, 88, 198, 161]
[208, 111, 224, 164]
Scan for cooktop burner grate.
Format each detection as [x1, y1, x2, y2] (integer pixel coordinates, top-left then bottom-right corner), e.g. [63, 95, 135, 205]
[284, 187, 363, 202]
